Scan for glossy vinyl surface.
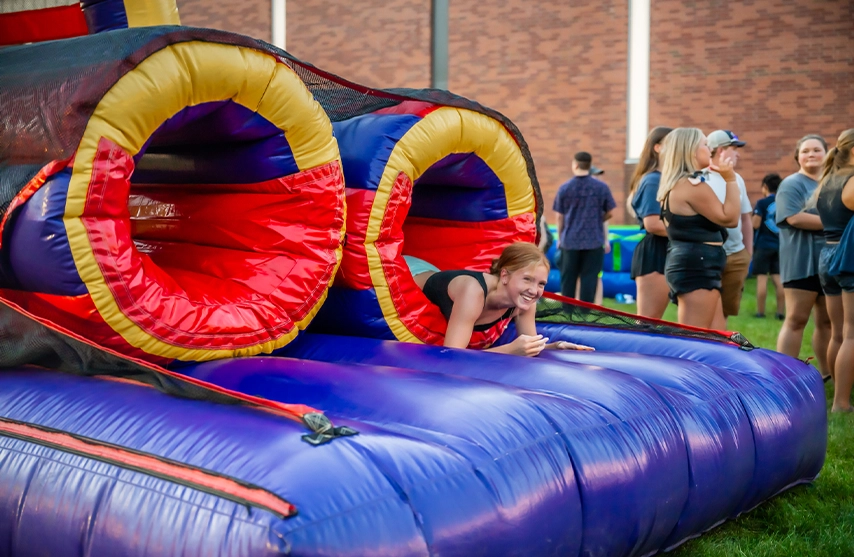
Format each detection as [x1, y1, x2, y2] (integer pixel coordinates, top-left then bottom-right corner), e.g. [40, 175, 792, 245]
[275, 330, 826, 554]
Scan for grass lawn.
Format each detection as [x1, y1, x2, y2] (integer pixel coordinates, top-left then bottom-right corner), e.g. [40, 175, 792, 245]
[601, 277, 854, 556]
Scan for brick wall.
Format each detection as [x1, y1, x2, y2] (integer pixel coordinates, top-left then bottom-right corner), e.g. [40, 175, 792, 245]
[448, 1, 628, 221]
[178, 0, 271, 42]
[650, 0, 854, 207]
[285, 1, 431, 89]
[174, 0, 854, 221]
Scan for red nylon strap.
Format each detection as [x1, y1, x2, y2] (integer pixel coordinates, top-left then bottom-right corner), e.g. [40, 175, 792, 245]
[0, 417, 296, 519]
[0, 295, 319, 422]
[373, 100, 442, 118]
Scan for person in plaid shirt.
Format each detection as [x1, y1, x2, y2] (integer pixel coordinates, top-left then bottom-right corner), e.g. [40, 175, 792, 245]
[553, 152, 616, 303]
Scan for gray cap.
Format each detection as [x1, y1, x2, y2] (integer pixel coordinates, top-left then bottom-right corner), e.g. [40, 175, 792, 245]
[707, 130, 746, 149]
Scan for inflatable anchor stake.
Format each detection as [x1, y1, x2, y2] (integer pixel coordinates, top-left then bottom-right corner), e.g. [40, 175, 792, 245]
[301, 412, 359, 445]
[729, 332, 755, 350]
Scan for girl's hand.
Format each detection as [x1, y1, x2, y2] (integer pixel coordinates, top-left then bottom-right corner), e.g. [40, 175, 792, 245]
[507, 334, 549, 356]
[546, 340, 595, 351]
[709, 152, 737, 182]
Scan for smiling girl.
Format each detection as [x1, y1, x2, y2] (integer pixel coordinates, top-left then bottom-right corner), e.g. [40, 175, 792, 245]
[775, 134, 831, 378]
[414, 242, 593, 356]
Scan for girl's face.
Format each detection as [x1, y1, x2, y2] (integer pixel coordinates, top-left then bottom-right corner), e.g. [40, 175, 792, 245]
[695, 136, 712, 169]
[502, 263, 548, 311]
[798, 139, 826, 173]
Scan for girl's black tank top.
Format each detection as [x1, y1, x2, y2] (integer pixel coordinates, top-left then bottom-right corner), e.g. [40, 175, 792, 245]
[422, 270, 514, 331]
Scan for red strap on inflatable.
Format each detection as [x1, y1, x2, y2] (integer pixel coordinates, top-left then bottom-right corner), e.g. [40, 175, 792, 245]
[0, 416, 297, 519]
[0, 295, 319, 425]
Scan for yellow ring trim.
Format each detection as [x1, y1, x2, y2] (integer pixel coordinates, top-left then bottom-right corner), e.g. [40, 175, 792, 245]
[124, 0, 181, 27]
[364, 107, 536, 342]
[65, 41, 340, 361]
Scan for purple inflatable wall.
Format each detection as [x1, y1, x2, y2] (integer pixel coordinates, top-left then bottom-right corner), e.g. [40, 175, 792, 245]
[0, 321, 826, 556]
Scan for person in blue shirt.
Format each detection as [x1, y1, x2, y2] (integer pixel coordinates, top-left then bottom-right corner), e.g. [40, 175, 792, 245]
[553, 152, 616, 303]
[627, 126, 672, 318]
[752, 173, 785, 319]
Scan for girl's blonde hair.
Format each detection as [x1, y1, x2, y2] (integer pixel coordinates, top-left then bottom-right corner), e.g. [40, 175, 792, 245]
[626, 126, 673, 217]
[819, 129, 854, 186]
[490, 242, 550, 275]
[657, 128, 705, 202]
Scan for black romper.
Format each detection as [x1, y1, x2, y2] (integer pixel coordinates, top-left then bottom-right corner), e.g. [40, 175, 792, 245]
[422, 270, 514, 331]
[662, 194, 727, 300]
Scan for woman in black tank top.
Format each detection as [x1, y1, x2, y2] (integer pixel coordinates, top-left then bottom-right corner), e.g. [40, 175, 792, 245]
[656, 128, 742, 328]
[414, 242, 593, 356]
[814, 129, 854, 412]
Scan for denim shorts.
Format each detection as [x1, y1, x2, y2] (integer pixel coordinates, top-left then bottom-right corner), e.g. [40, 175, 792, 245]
[819, 245, 842, 296]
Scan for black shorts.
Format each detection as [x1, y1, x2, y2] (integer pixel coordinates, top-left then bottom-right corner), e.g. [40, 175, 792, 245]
[665, 240, 726, 301]
[783, 274, 824, 294]
[751, 247, 779, 275]
[630, 233, 668, 279]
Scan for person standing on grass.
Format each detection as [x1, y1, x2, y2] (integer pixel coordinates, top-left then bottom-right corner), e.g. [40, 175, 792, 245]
[574, 166, 608, 305]
[816, 129, 854, 410]
[627, 126, 673, 318]
[705, 130, 753, 330]
[657, 128, 741, 328]
[776, 134, 831, 379]
[752, 173, 785, 320]
[554, 152, 616, 303]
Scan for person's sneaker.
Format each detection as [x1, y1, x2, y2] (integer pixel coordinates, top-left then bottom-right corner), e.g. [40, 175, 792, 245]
[754, 313, 766, 318]
[776, 313, 785, 320]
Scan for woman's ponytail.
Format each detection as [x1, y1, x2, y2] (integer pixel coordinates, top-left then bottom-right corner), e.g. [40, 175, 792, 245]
[818, 129, 854, 190]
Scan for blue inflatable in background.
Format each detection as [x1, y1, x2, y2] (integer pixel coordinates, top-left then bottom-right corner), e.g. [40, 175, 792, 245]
[545, 224, 644, 299]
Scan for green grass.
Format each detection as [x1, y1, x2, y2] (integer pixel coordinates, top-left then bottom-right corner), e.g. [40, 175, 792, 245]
[601, 278, 854, 556]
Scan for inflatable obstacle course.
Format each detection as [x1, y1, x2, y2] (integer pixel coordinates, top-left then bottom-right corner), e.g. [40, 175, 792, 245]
[0, 28, 344, 363]
[310, 100, 538, 347]
[0, 23, 827, 557]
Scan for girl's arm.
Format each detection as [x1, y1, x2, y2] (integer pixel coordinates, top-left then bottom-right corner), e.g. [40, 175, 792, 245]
[785, 212, 823, 230]
[688, 155, 741, 227]
[778, 181, 823, 230]
[515, 303, 594, 352]
[442, 281, 485, 349]
[685, 180, 740, 227]
[842, 176, 854, 211]
[486, 305, 549, 356]
[643, 215, 667, 236]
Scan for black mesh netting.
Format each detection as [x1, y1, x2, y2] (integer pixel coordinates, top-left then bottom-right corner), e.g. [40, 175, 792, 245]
[0, 25, 544, 220]
[536, 293, 754, 349]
